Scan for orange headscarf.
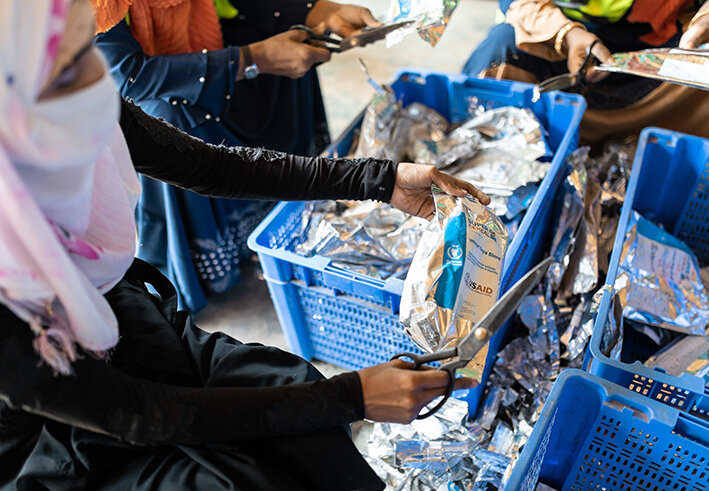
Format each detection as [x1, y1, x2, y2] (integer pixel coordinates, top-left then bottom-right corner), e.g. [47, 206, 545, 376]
[91, 0, 224, 55]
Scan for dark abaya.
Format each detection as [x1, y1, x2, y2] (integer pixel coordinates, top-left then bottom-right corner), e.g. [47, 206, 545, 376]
[0, 101, 394, 491]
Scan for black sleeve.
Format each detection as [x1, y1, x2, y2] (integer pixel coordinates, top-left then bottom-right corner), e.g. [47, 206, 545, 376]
[119, 99, 398, 202]
[0, 308, 365, 447]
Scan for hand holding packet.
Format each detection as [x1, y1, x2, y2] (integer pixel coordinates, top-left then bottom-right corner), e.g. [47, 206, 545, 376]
[400, 187, 509, 382]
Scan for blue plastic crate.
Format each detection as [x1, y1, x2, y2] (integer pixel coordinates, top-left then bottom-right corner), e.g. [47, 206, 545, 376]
[248, 70, 586, 413]
[505, 370, 709, 491]
[587, 128, 709, 419]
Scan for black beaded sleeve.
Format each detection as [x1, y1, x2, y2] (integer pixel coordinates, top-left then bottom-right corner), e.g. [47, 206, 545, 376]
[119, 99, 398, 203]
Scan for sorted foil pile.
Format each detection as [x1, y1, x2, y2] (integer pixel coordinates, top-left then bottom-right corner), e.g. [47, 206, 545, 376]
[385, 0, 460, 47]
[547, 144, 633, 300]
[354, 82, 553, 238]
[292, 201, 427, 279]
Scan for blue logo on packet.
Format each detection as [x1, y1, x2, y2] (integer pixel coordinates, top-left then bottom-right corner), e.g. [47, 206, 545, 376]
[434, 212, 467, 310]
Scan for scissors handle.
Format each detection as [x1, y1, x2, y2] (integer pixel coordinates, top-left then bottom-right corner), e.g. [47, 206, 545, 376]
[289, 24, 343, 52]
[390, 348, 464, 419]
[390, 348, 457, 369]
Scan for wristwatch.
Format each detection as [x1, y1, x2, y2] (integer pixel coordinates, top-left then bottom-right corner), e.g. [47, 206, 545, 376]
[241, 45, 260, 80]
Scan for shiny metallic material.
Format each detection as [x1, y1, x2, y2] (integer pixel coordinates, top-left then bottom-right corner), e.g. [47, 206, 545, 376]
[473, 328, 488, 341]
[546, 149, 587, 293]
[385, 0, 460, 47]
[293, 201, 427, 280]
[400, 189, 509, 380]
[613, 211, 709, 335]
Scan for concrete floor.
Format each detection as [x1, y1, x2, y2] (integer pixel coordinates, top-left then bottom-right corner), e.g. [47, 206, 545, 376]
[194, 0, 498, 376]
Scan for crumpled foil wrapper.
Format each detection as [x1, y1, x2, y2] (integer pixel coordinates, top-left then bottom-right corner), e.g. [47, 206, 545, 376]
[385, 0, 460, 47]
[293, 201, 427, 280]
[354, 85, 406, 161]
[546, 149, 588, 293]
[613, 211, 709, 335]
[550, 144, 634, 299]
[400, 189, 509, 380]
[355, 84, 550, 225]
[455, 107, 550, 160]
[450, 107, 551, 221]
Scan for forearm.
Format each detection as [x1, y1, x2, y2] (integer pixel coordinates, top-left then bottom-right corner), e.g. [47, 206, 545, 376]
[120, 99, 397, 202]
[0, 310, 364, 446]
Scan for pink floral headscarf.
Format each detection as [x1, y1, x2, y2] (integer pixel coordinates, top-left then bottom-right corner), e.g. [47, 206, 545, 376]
[0, 0, 141, 374]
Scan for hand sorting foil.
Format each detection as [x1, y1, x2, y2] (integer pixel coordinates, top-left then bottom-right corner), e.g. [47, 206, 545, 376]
[400, 188, 509, 382]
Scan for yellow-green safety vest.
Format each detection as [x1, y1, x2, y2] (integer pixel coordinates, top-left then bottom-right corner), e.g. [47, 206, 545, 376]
[555, 0, 634, 24]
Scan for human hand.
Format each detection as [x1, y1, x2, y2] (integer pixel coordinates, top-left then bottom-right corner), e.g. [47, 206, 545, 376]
[358, 360, 476, 423]
[564, 27, 612, 83]
[306, 0, 381, 38]
[390, 163, 490, 218]
[679, 10, 709, 49]
[245, 30, 331, 80]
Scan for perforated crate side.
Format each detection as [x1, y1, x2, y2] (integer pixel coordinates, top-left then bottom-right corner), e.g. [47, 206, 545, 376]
[294, 282, 421, 370]
[588, 128, 709, 418]
[505, 371, 709, 491]
[566, 410, 708, 491]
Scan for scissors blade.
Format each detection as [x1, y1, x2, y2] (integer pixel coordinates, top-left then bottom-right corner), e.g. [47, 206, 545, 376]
[536, 73, 582, 93]
[456, 257, 554, 361]
[339, 20, 415, 51]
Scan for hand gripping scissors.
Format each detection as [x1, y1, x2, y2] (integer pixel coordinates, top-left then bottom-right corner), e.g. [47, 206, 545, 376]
[391, 256, 553, 419]
[535, 40, 601, 95]
[289, 20, 415, 53]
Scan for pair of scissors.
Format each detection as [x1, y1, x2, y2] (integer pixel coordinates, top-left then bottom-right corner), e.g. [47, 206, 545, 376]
[391, 256, 553, 419]
[290, 20, 415, 53]
[536, 40, 601, 94]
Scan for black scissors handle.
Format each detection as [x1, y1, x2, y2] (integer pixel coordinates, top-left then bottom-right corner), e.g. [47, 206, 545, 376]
[391, 348, 467, 419]
[289, 24, 343, 52]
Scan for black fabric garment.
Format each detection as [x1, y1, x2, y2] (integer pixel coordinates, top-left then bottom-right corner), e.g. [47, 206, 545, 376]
[0, 102, 401, 490]
[217, 4, 331, 155]
[120, 99, 398, 203]
[0, 260, 383, 490]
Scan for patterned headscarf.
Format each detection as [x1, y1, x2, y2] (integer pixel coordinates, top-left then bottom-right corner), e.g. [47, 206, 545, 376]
[0, 0, 141, 374]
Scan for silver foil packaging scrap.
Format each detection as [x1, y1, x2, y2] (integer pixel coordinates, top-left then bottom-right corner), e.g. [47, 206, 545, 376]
[293, 201, 427, 280]
[546, 148, 588, 293]
[487, 422, 515, 456]
[385, 0, 460, 47]
[613, 211, 709, 335]
[354, 85, 402, 161]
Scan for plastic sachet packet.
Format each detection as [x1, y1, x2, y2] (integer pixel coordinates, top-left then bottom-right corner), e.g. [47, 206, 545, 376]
[385, 0, 460, 47]
[596, 48, 709, 91]
[614, 211, 709, 335]
[400, 187, 509, 381]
